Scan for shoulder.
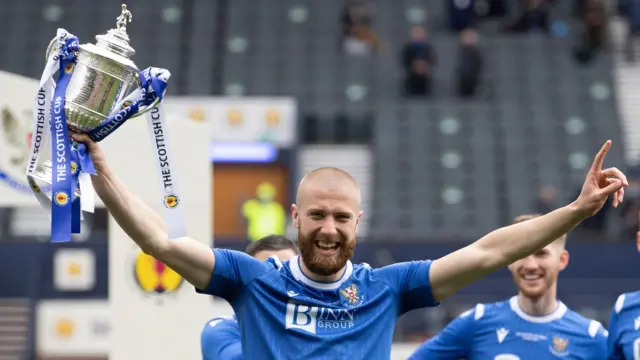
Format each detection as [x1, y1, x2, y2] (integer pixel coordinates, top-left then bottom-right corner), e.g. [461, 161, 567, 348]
[201, 316, 239, 336]
[203, 316, 237, 329]
[562, 309, 608, 340]
[455, 299, 509, 323]
[215, 249, 279, 271]
[612, 290, 640, 315]
[352, 262, 373, 274]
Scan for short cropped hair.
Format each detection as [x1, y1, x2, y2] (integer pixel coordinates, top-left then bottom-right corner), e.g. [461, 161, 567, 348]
[245, 235, 299, 257]
[512, 214, 567, 248]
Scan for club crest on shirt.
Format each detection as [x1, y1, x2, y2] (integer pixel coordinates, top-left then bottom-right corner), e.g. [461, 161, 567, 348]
[550, 336, 569, 356]
[339, 283, 364, 307]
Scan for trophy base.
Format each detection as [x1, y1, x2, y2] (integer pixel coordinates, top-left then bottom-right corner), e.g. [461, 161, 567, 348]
[30, 160, 82, 199]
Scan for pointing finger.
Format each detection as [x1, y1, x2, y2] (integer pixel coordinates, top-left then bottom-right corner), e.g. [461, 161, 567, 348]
[590, 140, 612, 174]
[601, 167, 629, 187]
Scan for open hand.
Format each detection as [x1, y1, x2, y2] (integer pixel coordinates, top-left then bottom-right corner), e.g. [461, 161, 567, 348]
[574, 140, 628, 218]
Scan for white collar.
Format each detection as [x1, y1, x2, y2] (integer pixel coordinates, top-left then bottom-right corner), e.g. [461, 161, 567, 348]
[289, 255, 353, 290]
[509, 296, 567, 323]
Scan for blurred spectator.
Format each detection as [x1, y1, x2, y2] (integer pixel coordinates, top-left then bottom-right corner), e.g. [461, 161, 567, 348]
[447, 0, 477, 32]
[241, 182, 286, 242]
[341, 0, 382, 55]
[503, 0, 551, 33]
[573, 0, 608, 64]
[535, 185, 557, 214]
[618, 0, 640, 62]
[456, 28, 483, 98]
[343, 24, 384, 55]
[402, 26, 436, 97]
[485, 0, 509, 17]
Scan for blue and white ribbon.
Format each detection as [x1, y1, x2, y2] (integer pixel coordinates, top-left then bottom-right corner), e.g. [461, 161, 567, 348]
[26, 28, 95, 243]
[27, 28, 186, 241]
[25, 28, 72, 209]
[88, 66, 186, 239]
[88, 67, 169, 142]
[50, 34, 79, 243]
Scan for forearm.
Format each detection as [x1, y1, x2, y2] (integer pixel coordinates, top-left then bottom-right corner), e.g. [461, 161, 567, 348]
[430, 202, 586, 301]
[91, 166, 168, 255]
[476, 202, 584, 269]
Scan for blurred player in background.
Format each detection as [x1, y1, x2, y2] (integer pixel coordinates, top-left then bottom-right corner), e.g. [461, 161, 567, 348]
[409, 214, 608, 359]
[606, 231, 640, 360]
[201, 235, 298, 360]
[73, 130, 627, 360]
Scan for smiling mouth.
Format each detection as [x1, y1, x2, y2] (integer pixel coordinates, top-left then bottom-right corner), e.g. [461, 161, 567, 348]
[521, 274, 543, 281]
[315, 241, 340, 252]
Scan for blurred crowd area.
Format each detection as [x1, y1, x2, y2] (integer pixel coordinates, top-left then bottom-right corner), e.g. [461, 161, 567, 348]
[2, 0, 640, 358]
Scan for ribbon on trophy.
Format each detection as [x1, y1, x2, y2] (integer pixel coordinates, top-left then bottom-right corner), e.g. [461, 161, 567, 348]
[26, 28, 94, 243]
[87, 67, 187, 240]
[27, 27, 186, 242]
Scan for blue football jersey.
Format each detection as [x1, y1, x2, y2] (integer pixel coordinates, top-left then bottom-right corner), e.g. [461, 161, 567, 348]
[607, 291, 640, 360]
[197, 249, 439, 360]
[201, 316, 242, 360]
[409, 296, 608, 360]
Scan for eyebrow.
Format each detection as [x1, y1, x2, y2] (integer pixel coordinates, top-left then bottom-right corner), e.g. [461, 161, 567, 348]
[307, 208, 353, 218]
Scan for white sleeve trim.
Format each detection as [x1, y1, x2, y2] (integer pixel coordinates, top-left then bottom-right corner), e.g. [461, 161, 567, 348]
[474, 304, 485, 320]
[614, 294, 626, 314]
[588, 320, 602, 338]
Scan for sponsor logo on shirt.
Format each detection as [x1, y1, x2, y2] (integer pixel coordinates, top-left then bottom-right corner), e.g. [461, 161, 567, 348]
[285, 301, 356, 334]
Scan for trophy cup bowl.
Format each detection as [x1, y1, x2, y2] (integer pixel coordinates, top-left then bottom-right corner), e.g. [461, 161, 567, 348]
[31, 4, 160, 197]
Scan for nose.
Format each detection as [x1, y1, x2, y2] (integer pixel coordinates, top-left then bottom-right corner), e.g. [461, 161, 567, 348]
[320, 218, 338, 236]
[520, 255, 539, 270]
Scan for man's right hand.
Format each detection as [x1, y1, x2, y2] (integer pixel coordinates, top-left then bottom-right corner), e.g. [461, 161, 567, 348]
[70, 131, 108, 174]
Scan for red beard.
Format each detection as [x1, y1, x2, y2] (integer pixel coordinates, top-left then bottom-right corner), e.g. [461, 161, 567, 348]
[298, 228, 354, 277]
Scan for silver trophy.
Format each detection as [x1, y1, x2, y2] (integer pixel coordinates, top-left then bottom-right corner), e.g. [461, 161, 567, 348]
[32, 4, 160, 193]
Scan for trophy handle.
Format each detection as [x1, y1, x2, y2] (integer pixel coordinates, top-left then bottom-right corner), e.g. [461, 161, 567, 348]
[129, 97, 161, 119]
[45, 37, 57, 60]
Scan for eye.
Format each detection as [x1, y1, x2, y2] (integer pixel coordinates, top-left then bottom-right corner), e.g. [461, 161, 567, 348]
[335, 215, 351, 222]
[535, 250, 549, 258]
[310, 212, 324, 220]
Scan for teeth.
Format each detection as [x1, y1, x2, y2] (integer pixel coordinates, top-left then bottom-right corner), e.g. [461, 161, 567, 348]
[316, 242, 338, 250]
[523, 274, 542, 280]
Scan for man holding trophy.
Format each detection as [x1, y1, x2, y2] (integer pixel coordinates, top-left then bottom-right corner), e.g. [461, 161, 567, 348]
[27, 4, 186, 243]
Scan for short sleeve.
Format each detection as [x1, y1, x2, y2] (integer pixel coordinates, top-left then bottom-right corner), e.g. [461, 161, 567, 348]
[201, 318, 242, 360]
[196, 249, 272, 302]
[606, 302, 624, 360]
[408, 309, 476, 359]
[588, 321, 608, 360]
[373, 260, 439, 314]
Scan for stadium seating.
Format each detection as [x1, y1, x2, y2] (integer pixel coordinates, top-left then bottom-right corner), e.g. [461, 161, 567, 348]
[0, 0, 625, 239]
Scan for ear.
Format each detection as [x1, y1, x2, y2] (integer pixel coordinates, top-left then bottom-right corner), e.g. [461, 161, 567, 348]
[356, 210, 363, 225]
[291, 204, 299, 228]
[636, 232, 640, 254]
[558, 250, 569, 272]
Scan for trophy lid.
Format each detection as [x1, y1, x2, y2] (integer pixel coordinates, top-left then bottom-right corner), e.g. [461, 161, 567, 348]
[95, 4, 135, 59]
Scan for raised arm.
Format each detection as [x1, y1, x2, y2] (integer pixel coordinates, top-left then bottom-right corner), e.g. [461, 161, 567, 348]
[429, 140, 628, 302]
[71, 132, 214, 290]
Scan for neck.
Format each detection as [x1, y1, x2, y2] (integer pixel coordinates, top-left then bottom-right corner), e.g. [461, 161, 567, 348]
[517, 289, 558, 316]
[299, 257, 346, 283]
